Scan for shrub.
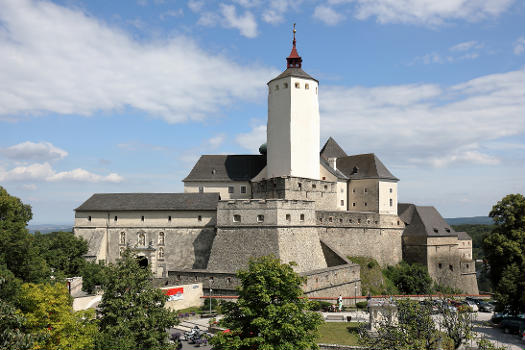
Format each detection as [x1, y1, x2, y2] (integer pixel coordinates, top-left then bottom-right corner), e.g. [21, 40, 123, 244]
[356, 301, 368, 309]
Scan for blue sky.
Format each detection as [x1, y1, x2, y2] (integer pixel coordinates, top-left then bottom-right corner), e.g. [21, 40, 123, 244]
[1, 0, 524, 224]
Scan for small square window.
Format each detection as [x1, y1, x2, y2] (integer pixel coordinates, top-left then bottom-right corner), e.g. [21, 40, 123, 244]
[329, 216, 333, 222]
[357, 219, 361, 224]
[199, 186, 204, 193]
[449, 265, 454, 271]
[312, 184, 316, 189]
[341, 200, 344, 206]
[389, 188, 393, 193]
[141, 216, 145, 222]
[228, 186, 234, 194]
[324, 185, 328, 190]
[233, 214, 241, 222]
[364, 202, 368, 206]
[198, 215, 202, 222]
[295, 82, 300, 88]
[298, 183, 302, 190]
[339, 218, 343, 223]
[240, 186, 247, 194]
[322, 176, 326, 180]
[352, 202, 356, 207]
[352, 189, 356, 193]
[389, 199, 393, 207]
[300, 214, 305, 221]
[438, 263, 442, 269]
[305, 83, 309, 89]
[286, 214, 291, 221]
[114, 216, 118, 221]
[257, 215, 264, 223]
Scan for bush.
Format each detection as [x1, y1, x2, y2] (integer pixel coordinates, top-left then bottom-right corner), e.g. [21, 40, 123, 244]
[201, 297, 219, 312]
[367, 261, 377, 269]
[384, 262, 432, 295]
[356, 301, 368, 309]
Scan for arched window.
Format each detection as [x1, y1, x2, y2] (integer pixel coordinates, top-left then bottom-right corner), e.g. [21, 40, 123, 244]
[158, 232, 165, 245]
[158, 247, 164, 259]
[138, 232, 146, 246]
[120, 232, 126, 245]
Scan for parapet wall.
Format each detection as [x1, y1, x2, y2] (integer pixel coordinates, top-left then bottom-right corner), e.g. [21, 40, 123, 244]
[316, 211, 404, 267]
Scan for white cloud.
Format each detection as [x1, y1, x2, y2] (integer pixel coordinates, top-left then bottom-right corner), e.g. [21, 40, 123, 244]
[0, 0, 274, 123]
[22, 184, 37, 191]
[208, 134, 225, 149]
[188, 0, 204, 13]
[449, 41, 483, 52]
[159, 9, 184, 20]
[514, 37, 524, 55]
[219, 4, 258, 38]
[328, 0, 514, 25]
[0, 141, 68, 161]
[313, 5, 345, 25]
[320, 70, 524, 167]
[0, 162, 123, 183]
[236, 124, 266, 152]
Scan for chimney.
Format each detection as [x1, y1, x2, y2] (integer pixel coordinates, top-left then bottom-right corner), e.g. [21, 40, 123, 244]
[328, 157, 337, 170]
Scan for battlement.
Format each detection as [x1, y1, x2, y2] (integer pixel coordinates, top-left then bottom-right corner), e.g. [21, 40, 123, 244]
[316, 210, 404, 229]
[217, 198, 316, 226]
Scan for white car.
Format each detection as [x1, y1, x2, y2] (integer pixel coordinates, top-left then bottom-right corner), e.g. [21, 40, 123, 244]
[463, 300, 479, 312]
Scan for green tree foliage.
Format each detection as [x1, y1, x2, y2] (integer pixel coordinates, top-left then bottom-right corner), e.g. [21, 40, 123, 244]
[211, 255, 323, 350]
[359, 300, 443, 350]
[437, 299, 473, 349]
[78, 261, 109, 294]
[95, 250, 178, 350]
[347, 256, 399, 295]
[0, 299, 34, 350]
[451, 224, 494, 260]
[32, 231, 88, 278]
[384, 262, 432, 295]
[0, 187, 48, 283]
[17, 282, 98, 350]
[482, 193, 525, 313]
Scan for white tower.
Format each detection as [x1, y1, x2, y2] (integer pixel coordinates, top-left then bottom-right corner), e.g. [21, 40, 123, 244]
[266, 26, 320, 180]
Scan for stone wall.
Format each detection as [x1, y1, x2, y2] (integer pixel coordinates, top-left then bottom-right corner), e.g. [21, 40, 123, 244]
[316, 211, 404, 267]
[208, 199, 327, 273]
[252, 176, 337, 211]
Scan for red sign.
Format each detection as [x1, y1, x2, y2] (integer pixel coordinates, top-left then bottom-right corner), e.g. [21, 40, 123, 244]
[164, 287, 184, 301]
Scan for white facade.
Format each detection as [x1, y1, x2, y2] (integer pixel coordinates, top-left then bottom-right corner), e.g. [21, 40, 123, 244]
[267, 76, 320, 180]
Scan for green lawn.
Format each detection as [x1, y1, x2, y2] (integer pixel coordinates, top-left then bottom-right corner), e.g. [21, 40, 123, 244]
[316, 322, 361, 346]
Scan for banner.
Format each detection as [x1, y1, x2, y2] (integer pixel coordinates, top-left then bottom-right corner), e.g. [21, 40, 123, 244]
[164, 287, 184, 301]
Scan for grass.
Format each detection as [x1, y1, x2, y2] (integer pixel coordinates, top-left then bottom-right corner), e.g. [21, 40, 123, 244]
[316, 322, 361, 346]
[347, 256, 399, 296]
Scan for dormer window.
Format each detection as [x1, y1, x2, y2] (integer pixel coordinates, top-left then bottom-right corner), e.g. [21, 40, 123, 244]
[445, 228, 451, 233]
[351, 166, 359, 175]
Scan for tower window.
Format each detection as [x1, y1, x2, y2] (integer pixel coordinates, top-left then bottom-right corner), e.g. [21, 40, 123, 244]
[328, 216, 333, 222]
[198, 215, 202, 222]
[168, 215, 172, 222]
[322, 176, 326, 180]
[284, 83, 288, 88]
[364, 202, 367, 206]
[438, 263, 442, 269]
[312, 184, 316, 189]
[240, 185, 247, 194]
[114, 215, 118, 221]
[300, 214, 305, 221]
[341, 200, 344, 206]
[352, 202, 356, 207]
[88, 216, 91, 222]
[233, 215, 241, 222]
[449, 265, 454, 271]
[389, 188, 393, 193]
[298, 183, 302, 190]
[364, 188, 368, 193]
[295, 82, 300, 88]
[324, 185, 328, 190]
[141, 215, 145, 222]
[286, 214, 291, 221]
[228, 186, 234, 194]
[305, 83, 309, 90]
[257, 215, 264, 223]
[352, 189, 355, 193]
[389, 199, 393, 207]
[199, 186, 204, 193]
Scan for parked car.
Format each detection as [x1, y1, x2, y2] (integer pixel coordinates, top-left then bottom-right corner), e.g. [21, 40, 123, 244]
[500, 317, 525, 334]
[466, 297, 484, 305]
[434, 299, 457, 313]
[478, 301, 495, 313]
[462, 300, 479, 312]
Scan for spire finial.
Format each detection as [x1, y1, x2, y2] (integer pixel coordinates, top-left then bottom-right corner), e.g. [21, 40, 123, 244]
[286, 23, 302, 68]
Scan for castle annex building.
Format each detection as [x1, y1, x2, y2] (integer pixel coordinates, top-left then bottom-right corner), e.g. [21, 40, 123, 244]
[74, 29, 478, 296]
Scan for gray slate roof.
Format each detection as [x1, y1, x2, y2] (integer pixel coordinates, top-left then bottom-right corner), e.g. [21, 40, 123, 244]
[268, 67, 318, 84]
[336, 153, 399, 181]
[76, 193, 220, 211]
[320, 137, 348, 160]
[457, 231, 472, 241]
[320, 157, 348, 180]
[183, 155, 266, 182]
[398, 203, 457, 237]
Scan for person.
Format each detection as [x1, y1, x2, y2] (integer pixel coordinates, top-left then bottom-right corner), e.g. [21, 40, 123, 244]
[337, 295, 343, 312]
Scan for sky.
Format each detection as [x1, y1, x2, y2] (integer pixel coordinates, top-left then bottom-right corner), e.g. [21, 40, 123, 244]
[1, 0, 524, 224]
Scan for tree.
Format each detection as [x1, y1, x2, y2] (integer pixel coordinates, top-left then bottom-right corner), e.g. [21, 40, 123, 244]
[482, 193, 525, 313]
[437, 299, 473, 350]
[0, 299, 34, 350]
[359, 299, 443, 350]
[384, 262, 432, 295]
[210, 255, 323, 350]
[33, 231, 88, 278]
[79, 260, 109, 294]
[0, 186, 49, 283]
[95, 250, 178, 350]
[17, 282, 98, 350]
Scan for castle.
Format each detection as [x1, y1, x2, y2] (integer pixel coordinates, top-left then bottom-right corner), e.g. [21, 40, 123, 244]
[74, 29, 478, 296]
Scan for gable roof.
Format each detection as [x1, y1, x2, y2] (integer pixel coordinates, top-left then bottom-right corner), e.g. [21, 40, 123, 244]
[457, 231, 472, 241]
[183, 155, 266, 182]
[398, 203, 457, 237]
[75, 193, 220, 212]
[320, 157, 348, 180]
[320, 137, 348, 160]
[268, 67, 318, 84]
[336, 153, 398, 181]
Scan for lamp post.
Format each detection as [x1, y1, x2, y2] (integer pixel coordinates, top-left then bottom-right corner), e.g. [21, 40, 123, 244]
[354, 283, 358, 319]
[209, 277, 214, 314]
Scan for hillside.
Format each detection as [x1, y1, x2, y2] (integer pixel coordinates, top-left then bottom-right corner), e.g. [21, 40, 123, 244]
[347, 256, 398, 296]
[445, 216, 493, 225]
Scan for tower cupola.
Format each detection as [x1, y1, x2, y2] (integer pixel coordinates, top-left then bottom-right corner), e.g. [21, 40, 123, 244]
[286, 23, 302, 68]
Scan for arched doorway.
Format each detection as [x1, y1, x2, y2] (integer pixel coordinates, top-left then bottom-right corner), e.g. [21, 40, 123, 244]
[137, 256, 148, 268]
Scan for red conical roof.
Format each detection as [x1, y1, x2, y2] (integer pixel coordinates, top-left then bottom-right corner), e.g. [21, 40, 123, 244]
[286, 24, 302, 68]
